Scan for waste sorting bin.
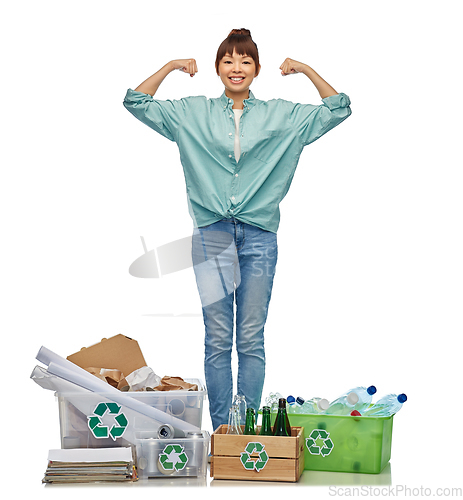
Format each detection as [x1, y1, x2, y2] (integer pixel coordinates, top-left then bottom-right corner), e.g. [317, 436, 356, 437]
[56, 379, 210, 479]
[272, 412, 393, 474]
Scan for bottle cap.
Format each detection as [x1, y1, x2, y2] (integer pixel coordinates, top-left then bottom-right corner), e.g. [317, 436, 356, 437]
[367, 386, 377, 395]
[287, 395, 295, 404]
[347, 392, 359, 405]
[350, 410, 361, 417]
[318, 398, 329, 411]
[296, 396, 305, 405]
[398, 394, 407, 403]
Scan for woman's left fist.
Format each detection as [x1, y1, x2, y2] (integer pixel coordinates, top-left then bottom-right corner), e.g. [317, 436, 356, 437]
[279, 58, 306, 76]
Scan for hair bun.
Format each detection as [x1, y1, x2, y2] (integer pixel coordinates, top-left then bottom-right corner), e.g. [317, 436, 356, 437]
[228, 28, 251, 37]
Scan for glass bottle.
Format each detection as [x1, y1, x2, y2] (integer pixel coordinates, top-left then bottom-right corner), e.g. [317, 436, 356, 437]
[226, 405, 242, 434]
[273, 398, 291, 436]
[259, 406, 273, 436]
[244, 408, 256, 435]
[233, 394, 247, 429]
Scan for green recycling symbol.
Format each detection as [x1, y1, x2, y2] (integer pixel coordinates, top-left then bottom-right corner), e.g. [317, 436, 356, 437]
[240, 442, 269, 472]
[306, 429, 334, 457]
[87, 402, 128, 441]
[158, 444, 189, 471]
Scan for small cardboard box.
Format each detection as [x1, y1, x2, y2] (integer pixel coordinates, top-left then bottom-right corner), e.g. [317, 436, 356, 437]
[66, 335, 147, 378]
[210, 425, 304, 482]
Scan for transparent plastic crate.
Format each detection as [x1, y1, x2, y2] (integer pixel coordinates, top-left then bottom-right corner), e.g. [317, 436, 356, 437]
[135, 430, 210, 479]
[55, 379, 209, 479]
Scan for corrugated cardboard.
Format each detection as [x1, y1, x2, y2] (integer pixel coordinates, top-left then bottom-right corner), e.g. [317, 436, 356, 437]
[66, 334, 147, 378]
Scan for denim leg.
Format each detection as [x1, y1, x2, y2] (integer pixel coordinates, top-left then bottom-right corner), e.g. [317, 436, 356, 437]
[192, 220, 237, 431]
[202, 293, 234, 431]
[235, 224, 278, 413]
[192, 219, 277, 429]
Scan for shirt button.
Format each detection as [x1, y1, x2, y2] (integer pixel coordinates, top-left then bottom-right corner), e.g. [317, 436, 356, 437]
[235, 174, 239, 177]
[231, 196, 235, 201]
[229, 132, 232, 136]
[229, 155, 232, 158]
[229, 114, 232, 118]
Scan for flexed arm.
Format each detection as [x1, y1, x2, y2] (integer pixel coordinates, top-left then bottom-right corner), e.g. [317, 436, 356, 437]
[135, 59, 198, 96]
[279, 58, 337, 99]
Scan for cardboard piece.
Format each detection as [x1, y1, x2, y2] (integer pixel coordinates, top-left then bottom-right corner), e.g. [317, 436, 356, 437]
[66, 335, 147, 378]
[84, 367, 129, 390]
[153, 376, 198, 392]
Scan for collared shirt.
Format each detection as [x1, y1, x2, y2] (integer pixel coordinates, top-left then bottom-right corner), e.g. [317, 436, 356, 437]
[123, 88, 351, 233]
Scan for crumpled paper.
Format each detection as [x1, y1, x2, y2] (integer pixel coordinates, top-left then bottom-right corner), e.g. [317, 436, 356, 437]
[84, 367, 128, 390]
[125, 366, 161, 391]
[152, 376, 198, 392]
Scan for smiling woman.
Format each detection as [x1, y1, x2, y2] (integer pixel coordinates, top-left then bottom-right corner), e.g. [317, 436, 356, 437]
[123, 27, 351, 432]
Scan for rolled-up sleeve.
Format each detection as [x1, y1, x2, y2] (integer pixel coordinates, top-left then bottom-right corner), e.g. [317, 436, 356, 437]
[123, 89, 193, 142]
[289, 92, 352, 147]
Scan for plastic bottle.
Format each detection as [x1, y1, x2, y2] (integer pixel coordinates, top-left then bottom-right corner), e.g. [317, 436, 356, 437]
[325, 391, 359, 415]
[265, 392, 283, 412]
[286, 395, 298, 414]
[301, 397, 330, 414]
[348, 386, 377, 413]
[362, 394, 407, 417]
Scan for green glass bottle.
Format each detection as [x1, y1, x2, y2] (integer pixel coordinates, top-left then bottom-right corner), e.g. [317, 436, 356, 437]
[273, 398, 291, 436]
[244, 408, 257, 435]
[259, 406, 273, 436]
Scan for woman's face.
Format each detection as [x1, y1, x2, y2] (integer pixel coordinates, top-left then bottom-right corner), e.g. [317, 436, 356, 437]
[218, 49, 259, 96]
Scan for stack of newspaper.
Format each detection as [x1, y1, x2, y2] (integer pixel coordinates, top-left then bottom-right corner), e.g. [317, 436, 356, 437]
[42, 447, 137, 483]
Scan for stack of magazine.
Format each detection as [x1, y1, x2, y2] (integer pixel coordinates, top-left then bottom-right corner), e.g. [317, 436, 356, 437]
[42, 447, 137, 483]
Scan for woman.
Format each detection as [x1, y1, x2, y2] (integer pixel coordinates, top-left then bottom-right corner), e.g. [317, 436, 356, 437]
[123, 28, 351, 431]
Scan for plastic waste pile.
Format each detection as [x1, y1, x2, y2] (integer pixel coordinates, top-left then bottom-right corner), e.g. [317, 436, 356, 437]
[266, 386, 407, 417]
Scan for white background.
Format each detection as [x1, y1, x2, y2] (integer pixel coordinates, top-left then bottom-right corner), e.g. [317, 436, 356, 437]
[2, 0, 462, 497]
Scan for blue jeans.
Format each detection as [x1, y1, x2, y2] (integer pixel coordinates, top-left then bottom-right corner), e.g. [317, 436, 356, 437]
[192, 218, 278, 431]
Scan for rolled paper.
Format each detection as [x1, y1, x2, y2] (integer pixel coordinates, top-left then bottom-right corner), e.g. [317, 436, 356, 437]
[31, 365, 162, 446]
[36, 346, 199, 434]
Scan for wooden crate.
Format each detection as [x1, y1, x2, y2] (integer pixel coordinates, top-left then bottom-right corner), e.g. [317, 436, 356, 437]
[210, 425, 305, 482]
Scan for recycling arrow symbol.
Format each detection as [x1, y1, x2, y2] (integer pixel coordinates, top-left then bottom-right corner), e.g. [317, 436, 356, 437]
[158, 444, 189, 471]
[305, 429, 334, 457]
[87, 402, 129, 441]
[240, 442, 269, 472]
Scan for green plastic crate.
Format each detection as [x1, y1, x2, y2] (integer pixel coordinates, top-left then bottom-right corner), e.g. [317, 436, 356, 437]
[270, 412, 393, 474]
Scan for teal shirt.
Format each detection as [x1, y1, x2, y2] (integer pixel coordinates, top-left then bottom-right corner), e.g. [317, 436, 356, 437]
[123, 88, 351, 233]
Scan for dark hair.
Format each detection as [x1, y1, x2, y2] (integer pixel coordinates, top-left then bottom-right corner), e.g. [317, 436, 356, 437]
[215, 29, 260, 76]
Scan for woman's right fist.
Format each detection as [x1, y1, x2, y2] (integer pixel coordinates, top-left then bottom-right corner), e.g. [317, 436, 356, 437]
[171, 59, 198, 77]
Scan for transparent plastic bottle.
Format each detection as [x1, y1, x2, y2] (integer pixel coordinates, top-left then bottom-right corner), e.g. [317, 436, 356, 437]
[286, 395, 297, 413]
[362, 394, 407, 417]
[265, 392, 283, 412]
[301, 397, 330, 414]
[347, 386, 377, 413]
[325, 391, 360, 415]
